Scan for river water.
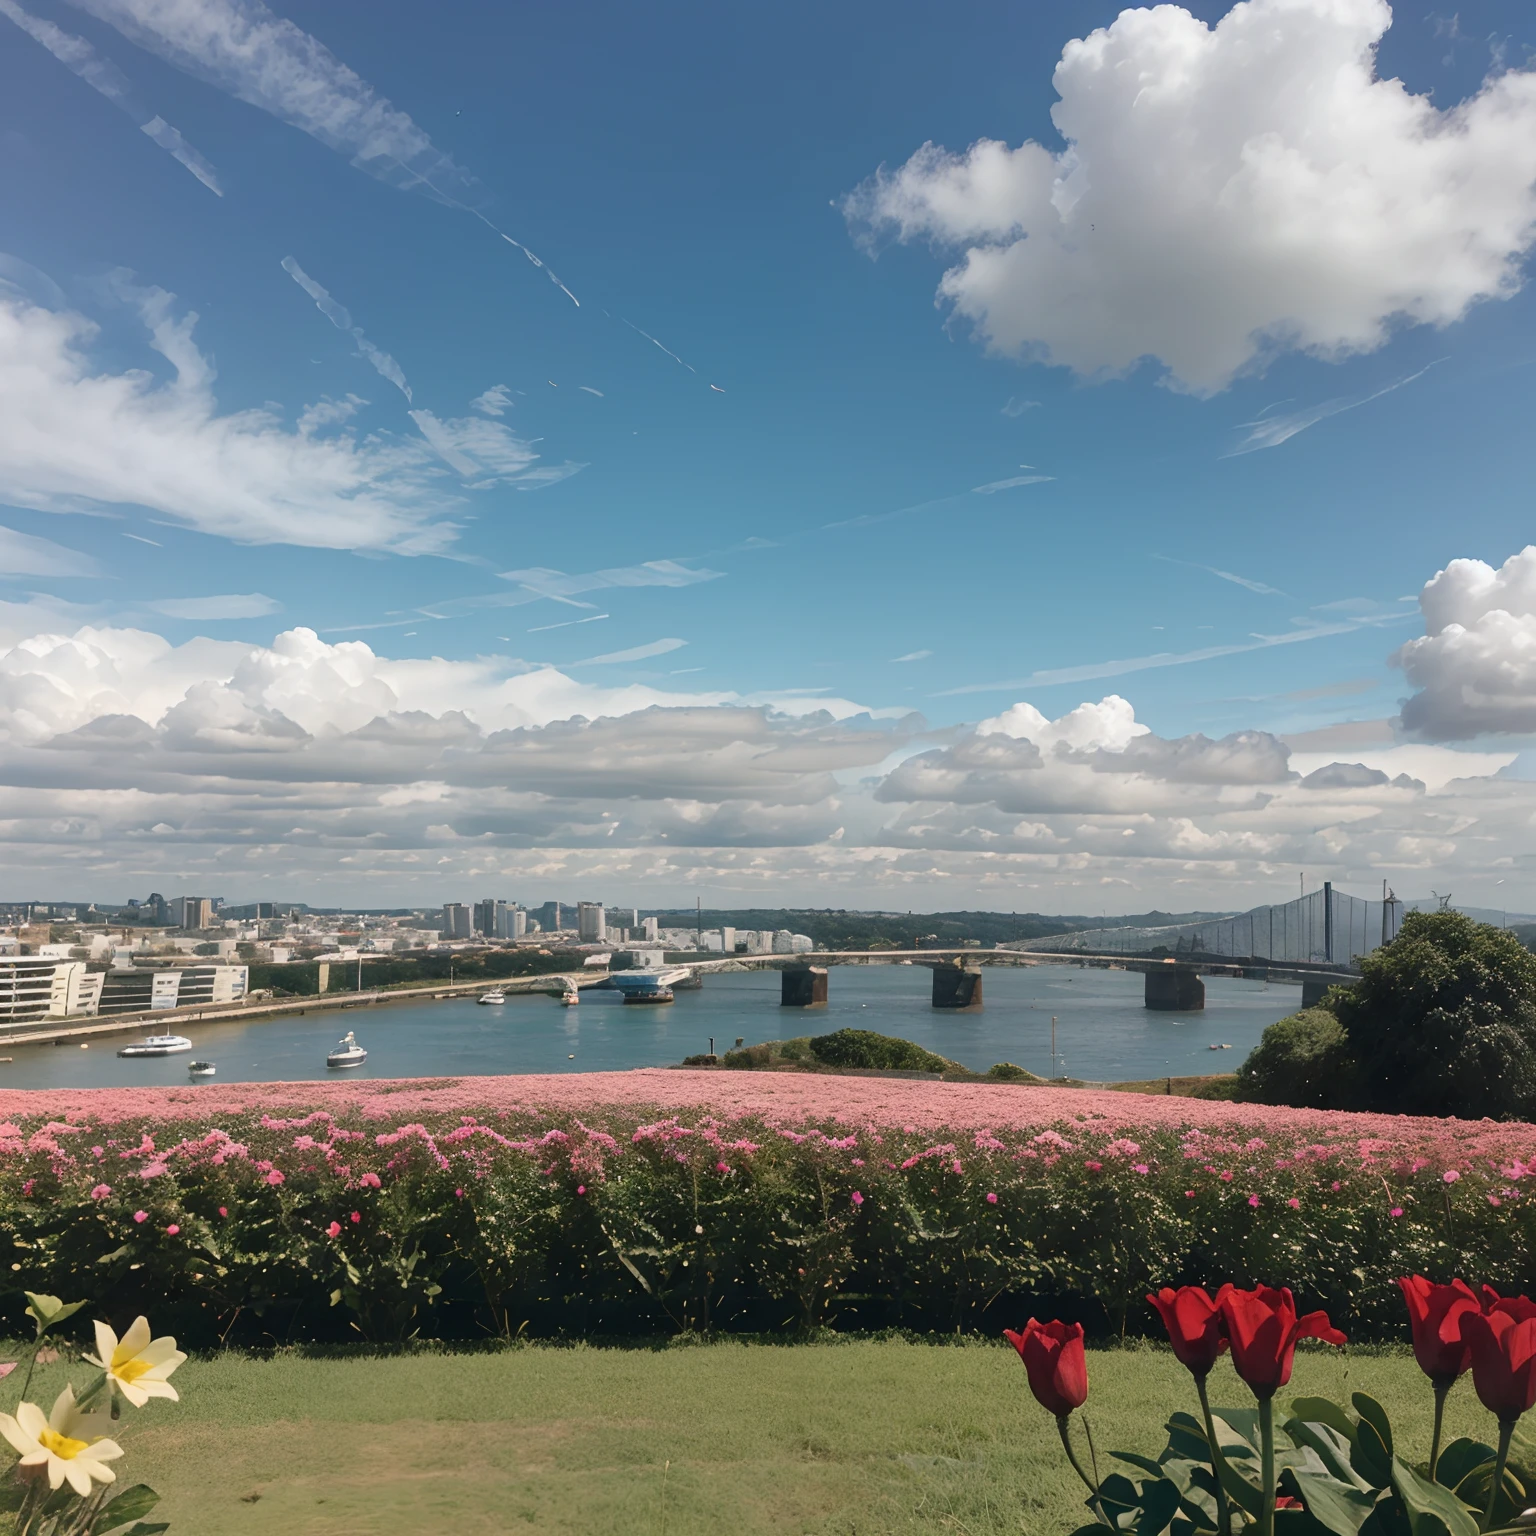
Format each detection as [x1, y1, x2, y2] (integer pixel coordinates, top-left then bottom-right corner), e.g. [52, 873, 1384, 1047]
[0, 965, 1303, 1090]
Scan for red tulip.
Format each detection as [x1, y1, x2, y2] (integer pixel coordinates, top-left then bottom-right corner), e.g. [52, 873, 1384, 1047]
[1148, 1286, 1228, 1379]
[1462, 1305, 1536, 1422]
[1397, 1276, 1479, 1385]
[1004, 1319, 1088, 1417]
[1215, 1285, 1346, 1400]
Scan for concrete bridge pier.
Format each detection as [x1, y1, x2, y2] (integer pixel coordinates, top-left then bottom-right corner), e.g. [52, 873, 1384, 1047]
[932, 964, 983, 1010]
[1144, 967, 1205, 1011]
[781, 966, 828, 1007]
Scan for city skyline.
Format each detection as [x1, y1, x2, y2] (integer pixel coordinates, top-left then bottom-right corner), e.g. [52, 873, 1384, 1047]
[2, 0, 1536, 909]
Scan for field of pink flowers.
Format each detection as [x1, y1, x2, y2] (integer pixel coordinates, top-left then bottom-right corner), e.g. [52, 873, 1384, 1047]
[1, 1070, 1533, 1345]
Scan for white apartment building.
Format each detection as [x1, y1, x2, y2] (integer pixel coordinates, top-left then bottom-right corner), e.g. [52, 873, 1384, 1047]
[441, 903, 472, 940]
[0, 957, 89, 1025]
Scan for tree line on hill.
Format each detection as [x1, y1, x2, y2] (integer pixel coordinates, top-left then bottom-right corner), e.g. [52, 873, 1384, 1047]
[663, 907, 1230, 951]
[1238, 909, 1536, 1119]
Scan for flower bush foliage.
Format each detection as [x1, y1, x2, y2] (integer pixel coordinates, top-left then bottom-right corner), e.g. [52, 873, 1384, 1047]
[5, 1073, 1536, 1342]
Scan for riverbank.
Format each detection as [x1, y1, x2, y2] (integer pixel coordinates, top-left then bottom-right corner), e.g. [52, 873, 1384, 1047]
[0, 969, 604, 1050]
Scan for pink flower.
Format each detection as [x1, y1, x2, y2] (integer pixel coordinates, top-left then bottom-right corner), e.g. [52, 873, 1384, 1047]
[218, 1206, 228, 1217]
[716, 1161, 729, 1174]
[165, 1223, 179, 1236]
[1331, 1181, 1341, 1192]
[1390, 1206, 1404, 1218]
[327, 1220, 342, 1237]
[1220, 1171, 1233, 1182]
[1443, 1170, 1460, 1184]
[986, 1192, 998, 1204]
[1287, 1198, 1300, 1210]
[360, 1172, 382, 1189]
[1131, 1164, 1149, 1175]
[1185, 1190, 1195, 1198]
[89, 1184, 111, 1200]
[21, 1180, 33, 1196]
[1248, 1194, 1260, 1208]
[576, 1185, 586, 1195]
[132, 1210, 147, 1223]
[266, 1170, 284, 1186]
[850, 1190, 864, 1207]
[350, 1211, 361, 1223]
[1084, 1160, 1103, 1173]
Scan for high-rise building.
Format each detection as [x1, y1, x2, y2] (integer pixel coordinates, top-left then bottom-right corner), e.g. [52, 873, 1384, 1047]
[577, 901, 606, 943]
[474, 898, 511, 939]
[511, 907, 527, 939]
[720, 926, 737, 955]
[144, 893, 170, 925]
[442, 903, 472, 940]
[641, 915, 659, 942]
[171, 896, 213, 930]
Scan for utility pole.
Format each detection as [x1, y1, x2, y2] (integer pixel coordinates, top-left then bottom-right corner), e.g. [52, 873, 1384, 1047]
[1051, 1015, 1057, 1080]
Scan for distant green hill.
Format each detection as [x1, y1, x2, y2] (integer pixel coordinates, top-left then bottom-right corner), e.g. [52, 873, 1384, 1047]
[644, 907, 1231, 950]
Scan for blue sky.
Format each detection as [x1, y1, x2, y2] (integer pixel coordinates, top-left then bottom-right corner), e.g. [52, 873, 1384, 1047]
[1, 0, 1535, 910]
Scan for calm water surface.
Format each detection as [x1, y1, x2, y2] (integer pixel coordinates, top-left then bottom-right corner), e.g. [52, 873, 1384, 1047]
[0, 965, 1303, 1090]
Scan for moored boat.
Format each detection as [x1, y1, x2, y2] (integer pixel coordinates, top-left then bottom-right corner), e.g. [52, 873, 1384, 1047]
[477, 990, 507, 1005]
[117, 1034, 193, 1058]
[188, 1061, 216, 1078]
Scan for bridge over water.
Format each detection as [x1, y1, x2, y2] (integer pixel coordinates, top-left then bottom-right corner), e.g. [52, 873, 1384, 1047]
[670, 944, 1359, 1013]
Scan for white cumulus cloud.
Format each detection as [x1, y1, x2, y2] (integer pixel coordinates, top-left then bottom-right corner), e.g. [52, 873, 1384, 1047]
[844, 0, 1536, 393]
[1395, 546, 1536, 740]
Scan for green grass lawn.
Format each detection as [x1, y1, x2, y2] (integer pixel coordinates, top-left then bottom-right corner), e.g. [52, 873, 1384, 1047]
[17, 1341, 1494, 1535]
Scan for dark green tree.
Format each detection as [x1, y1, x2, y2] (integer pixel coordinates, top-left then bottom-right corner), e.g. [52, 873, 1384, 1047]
[1333, 909, 1536, 1118]
[1236, 1007, 1358, 1108]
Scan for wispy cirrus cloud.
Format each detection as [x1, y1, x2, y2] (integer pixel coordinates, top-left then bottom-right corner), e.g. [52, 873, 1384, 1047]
[1152, 554, 1289, 597]
[0, 282, 462, 554]
[1226, 361, 1442, 454]
[0, 524, 101, 579]
[574, 637, 687, 665]
[146, 593, 281, 620]
[972, 473, 1053, 494]
[281, 258, 411, 402]
[69, 0, 578, 303]
[0, 0, 221, 193]
[935, 615, 1412, 696]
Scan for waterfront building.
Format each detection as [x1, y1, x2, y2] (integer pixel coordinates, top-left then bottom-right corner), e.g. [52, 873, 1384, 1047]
[0, 957, 88, 1024]
[577, 902, 606, 943]
[95, 965, 249, 1015]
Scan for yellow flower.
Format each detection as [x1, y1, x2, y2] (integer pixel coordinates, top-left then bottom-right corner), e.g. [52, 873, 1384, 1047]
[0, 1386, 122, 1496]
[85, 1317, 186, 1407]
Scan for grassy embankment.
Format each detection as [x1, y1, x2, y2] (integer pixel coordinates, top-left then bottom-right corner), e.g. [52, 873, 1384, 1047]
[24, 1341, 1479, 1535]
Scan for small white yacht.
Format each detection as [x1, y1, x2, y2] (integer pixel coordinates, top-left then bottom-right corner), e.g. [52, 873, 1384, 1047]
[326, 1031, 367, 1069]
[117, 1034, 193, 1058]
[188, 1061, 216, 1078]
[477, 989, 507, 1005]
[559, 982, 580, 1007]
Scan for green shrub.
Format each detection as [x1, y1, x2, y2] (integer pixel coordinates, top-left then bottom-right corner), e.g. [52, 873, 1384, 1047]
[985, 1062, 1040, 1082]
[808, 1029, 959, 1073]
[1236, 1008, 1357, 1108]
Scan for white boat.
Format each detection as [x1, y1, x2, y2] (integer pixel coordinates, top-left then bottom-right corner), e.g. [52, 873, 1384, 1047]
[326, 1031, 367, 1069]
[559, 984, 580, 1007]
[477, 990, 507, 1005]
[188, 1061, 216, 1078]
[117, 1034, 193, 1058]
